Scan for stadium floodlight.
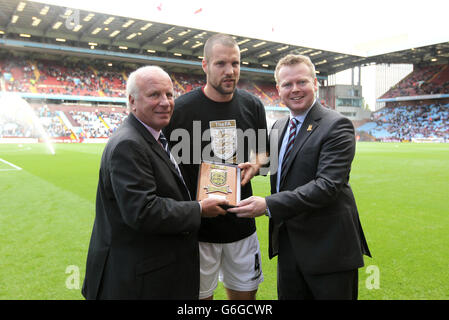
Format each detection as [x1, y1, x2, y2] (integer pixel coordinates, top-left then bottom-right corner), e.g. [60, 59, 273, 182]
[56, 38, 66, 42]
[178, 30, 191, 36]
[11, 15, 19, 24]
[32, 17, 42, 27]
[299, 49, 312, 54]
[253, 41, 266, 48]
[237, 39, 250, 45]
[84, 13, 95, 22]
[315, 59, 327, 65]
[17, 2, 26, 12]
[104, 17, 115, 25]
[163, 37, 174, 44]
[147, 49, 156, 53]
[20, 34, 31, 38]
[259, 51, 271, 58]
[92, 27, 102, 35]
[140, 23, 153, 31]
[277, 46, 289, 51]
[109, 30, 120, 37]
[52, 21, 62, 30]
[191, 42, 203, 49]
[122, 20, 135, 28]
[40, 6, 50, 15]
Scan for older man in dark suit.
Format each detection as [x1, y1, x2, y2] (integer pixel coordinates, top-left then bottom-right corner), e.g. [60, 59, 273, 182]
[82, 66, 227, 300]
[229, 55, 371, 300]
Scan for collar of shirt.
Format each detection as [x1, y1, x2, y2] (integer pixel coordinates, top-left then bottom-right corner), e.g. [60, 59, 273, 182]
[134, 114, 161, 142]
[276, 99, 315, 193]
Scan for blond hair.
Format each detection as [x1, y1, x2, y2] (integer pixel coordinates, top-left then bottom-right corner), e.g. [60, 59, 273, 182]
[274, 54, 316, 84]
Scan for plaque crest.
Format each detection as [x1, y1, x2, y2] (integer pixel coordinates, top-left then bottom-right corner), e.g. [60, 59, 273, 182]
[210, 167, 227, 187]
[196, 162, 241, 208]
[209, 120, 237, 161]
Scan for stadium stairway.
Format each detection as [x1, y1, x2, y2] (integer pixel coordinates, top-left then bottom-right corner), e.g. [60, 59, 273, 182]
[56, 111, 79, 140]
[431, 65, 449, 85]
[30, 61, 40, 82]
[122, 71, 128, 81]
[252, 83, 273, 104]
[171, 74, 186, 94]
[98, 115, 110, 129]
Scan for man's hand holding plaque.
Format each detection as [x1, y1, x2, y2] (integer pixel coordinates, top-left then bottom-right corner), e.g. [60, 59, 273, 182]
[197, 162, 241, 210]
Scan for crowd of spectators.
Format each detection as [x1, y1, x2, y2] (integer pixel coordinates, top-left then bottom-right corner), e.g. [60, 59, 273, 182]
[381, 65, 449, 99]
[1, 57, 280, 105]
[69, 110, 128, 138]
[37, 107, 71, 137]
[3, 57, 449, 142]
[358, 103, 449, 141]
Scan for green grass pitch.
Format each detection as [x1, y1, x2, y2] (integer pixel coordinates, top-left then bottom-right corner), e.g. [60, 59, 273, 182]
[0, 142, 448, 300]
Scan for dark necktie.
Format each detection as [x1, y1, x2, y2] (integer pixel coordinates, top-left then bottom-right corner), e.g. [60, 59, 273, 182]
[158, 132, 190, 198]
[281, 118, 299, 175]
[158, 132, 172, 158]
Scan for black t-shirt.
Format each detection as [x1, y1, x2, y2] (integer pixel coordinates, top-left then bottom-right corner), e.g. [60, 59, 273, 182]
[164, 88, 268, 243]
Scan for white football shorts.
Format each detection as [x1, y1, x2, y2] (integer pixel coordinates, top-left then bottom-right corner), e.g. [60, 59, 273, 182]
[199, 231, 264, 299]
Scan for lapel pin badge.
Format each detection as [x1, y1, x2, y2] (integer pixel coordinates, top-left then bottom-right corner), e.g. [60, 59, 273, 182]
[307, 125, 313, 132]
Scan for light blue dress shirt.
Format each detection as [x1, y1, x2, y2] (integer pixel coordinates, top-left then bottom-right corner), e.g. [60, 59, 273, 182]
[266, 100, 314, 218]
[276, 103, 313, 192]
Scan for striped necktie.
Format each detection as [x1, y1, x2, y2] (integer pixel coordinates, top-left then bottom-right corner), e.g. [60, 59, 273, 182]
[281, 118, 299, 174]
[158, 132, 190, 198]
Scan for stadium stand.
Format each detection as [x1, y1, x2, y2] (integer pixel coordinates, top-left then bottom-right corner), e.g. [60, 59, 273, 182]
[357, 103, 449, 142]
[2, 56, 449, 142]
[380, 64, 449, 99]
[0, 56, 284, 141]
[1, 57, 280, 102]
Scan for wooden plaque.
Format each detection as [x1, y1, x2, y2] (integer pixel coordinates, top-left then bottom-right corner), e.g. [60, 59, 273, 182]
[196, 162, 241, 208]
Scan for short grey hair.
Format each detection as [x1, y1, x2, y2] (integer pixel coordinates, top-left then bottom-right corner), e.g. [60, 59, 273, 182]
[126, 65, 167, 107]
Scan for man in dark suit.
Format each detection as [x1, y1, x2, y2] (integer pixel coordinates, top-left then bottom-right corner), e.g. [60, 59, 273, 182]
[228, 54, 371, 299]
[82, 66, 227, 300]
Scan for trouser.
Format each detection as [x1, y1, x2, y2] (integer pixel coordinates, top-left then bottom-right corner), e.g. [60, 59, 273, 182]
[277, 226, 359, 300]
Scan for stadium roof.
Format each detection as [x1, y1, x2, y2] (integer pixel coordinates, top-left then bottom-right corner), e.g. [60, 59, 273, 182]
[1, 0, 449, 80]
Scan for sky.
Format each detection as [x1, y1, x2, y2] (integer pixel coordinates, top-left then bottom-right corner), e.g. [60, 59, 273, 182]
[38, 0, 449, 57]
[31, 0, 449, 109]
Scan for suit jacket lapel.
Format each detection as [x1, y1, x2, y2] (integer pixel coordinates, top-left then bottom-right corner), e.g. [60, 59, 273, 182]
[279, 102, 322, 186]
[269, 117, 289, 192]
[127, 113, 189, 197]
[277, 117, 289, 154]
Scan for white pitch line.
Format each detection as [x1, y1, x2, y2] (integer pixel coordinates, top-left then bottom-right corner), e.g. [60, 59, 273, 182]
[0, 158, 23, 171]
